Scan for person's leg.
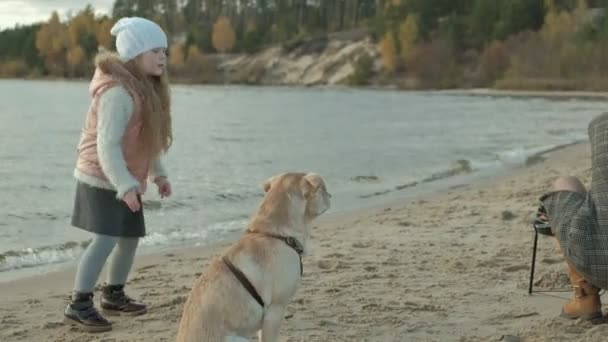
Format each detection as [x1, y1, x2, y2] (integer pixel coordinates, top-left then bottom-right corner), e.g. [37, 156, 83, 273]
[561, 259, 602, 320]
[100, 237, 147, 316]
[551, 176, 586, 193]
[546, 177, 601, 319]
[74, 234, 119, 292]
[106, 237, 139, 285]
[534, 177, 586, 236]
[64, 234, 119, 332]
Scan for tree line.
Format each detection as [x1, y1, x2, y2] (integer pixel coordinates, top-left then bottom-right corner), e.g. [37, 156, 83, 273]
[0, 0, 607, 90]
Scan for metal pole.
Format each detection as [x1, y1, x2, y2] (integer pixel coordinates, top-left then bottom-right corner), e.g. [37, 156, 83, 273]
[528, 230, 538, 294]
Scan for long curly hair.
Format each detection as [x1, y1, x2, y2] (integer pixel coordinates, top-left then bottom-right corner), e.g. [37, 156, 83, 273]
[95, 52, 172, 159]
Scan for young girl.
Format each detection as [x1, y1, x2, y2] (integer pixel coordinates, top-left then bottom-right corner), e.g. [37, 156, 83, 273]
[63, 17, 173, 332]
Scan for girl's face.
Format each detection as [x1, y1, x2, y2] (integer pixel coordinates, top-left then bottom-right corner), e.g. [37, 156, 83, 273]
[136, 48, 167, 76]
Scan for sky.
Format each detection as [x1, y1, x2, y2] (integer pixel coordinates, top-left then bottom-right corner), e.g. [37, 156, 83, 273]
[0, 0, 114, 29]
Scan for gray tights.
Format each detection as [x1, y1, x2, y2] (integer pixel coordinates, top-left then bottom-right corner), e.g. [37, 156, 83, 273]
[73, 234, 139, 293]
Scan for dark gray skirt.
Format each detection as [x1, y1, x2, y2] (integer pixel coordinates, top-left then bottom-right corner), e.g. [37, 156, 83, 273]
[71, 181, 145, 238]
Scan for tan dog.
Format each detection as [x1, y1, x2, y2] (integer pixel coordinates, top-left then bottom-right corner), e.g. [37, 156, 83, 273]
[176, 172, 331, 342]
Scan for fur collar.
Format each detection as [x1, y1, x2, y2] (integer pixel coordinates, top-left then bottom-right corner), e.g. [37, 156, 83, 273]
[89, 52, 144, 99]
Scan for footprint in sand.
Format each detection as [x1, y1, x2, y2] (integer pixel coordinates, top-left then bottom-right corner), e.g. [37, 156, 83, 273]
[42, 321, 64, 329]
[137, 264, 158, 272]
[324, 253, 345, 258]
[130, 275, 146, 283]
[502, 264, 529, 273]
[154, 295, 187, 309]
[317, 259, 337, 270]
[541, 258, 563, 265]
[352, 241, 373, 248]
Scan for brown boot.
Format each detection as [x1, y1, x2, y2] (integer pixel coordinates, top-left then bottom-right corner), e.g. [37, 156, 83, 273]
[561, 262, 602, 320]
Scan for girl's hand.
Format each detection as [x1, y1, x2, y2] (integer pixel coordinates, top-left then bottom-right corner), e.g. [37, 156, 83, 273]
[155, 177, 172, 198]
[123, 189, 141, 212]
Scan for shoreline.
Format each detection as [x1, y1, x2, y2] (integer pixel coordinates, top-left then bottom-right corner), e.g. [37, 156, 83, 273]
[435, 88, 608, 100]
[3, 77, 608, 100]
[0, 141, 599, 341]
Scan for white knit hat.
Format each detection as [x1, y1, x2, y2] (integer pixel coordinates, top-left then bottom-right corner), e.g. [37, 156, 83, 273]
[110, 17, 168, 61]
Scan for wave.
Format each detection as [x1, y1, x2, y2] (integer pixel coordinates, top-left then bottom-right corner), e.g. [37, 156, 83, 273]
[0, 218, 249, 273]
[358, 140, 584, 199]
[0, 240, 90, 273]
[495, 140, 585, 167]
[358, 159, 473, 199]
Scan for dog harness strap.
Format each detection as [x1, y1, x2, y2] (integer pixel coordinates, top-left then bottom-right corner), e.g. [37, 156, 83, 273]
[283, 237, 304, 277]
[246, 230, 304, 276]
[221, 256, 265, 307]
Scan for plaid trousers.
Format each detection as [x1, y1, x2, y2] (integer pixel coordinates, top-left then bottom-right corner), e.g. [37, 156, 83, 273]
[541, 112, 608, 289]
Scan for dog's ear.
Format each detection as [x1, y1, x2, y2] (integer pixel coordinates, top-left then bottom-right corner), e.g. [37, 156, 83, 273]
[304, 173, 323, 189]
[263, 178, 273, 193]
[300, 177, 313, 198]
[301, 173, 323, 197]
[263, 175, 279, 193]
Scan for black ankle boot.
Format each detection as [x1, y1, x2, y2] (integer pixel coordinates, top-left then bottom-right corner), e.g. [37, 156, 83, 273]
[100, 284, 147, 316]
[63, 292, 112, 332]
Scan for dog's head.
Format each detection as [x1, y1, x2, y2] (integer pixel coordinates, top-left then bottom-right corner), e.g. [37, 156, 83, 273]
[261, 172, 331, 223]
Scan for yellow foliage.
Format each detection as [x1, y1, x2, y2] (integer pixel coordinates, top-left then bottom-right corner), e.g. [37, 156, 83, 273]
[169, 44, 185, 68]
[67, 46, 85, 67]
[572, 0, 589, 24]
[385, 0, 402, 9]
[66, 46, 87, 76]
[96, 19, 114, 50]
[36, 12, 68, 75]
[67, 8, 96, 47]
[380, 31, 396, 74]
[398, 14, 418, 63]
[541, 7, 575, 46]
[212, 16, 236, 53]
[0, 60, 28, 77]
[36, 12, 66, 56]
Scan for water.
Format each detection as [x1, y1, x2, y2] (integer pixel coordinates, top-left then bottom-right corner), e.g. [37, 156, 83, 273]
[1, 79, 605, 281]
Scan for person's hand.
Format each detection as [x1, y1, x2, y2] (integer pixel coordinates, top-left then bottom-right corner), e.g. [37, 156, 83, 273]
[155, 177, 172, 198]
[123, 189, 141, 212]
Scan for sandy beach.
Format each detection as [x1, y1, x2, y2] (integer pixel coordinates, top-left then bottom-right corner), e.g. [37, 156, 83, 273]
[1, 142, 606, 342]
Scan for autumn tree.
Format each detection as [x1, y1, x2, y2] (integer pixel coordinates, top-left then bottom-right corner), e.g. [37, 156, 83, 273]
[96, 18, 115, 50]
[168, 43, 185, 75]
[398, 14, 418, 64]
[0, 60, 28, 77]
[66, 46, 87, 76]
[212, 16, 236, 53]
[67, 5, 97, 53]
[36, 11, 68, 76]
[380, 31, 396, 74]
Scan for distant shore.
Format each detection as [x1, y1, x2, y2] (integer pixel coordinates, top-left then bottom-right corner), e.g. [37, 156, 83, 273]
[3, 76, 608, 101]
